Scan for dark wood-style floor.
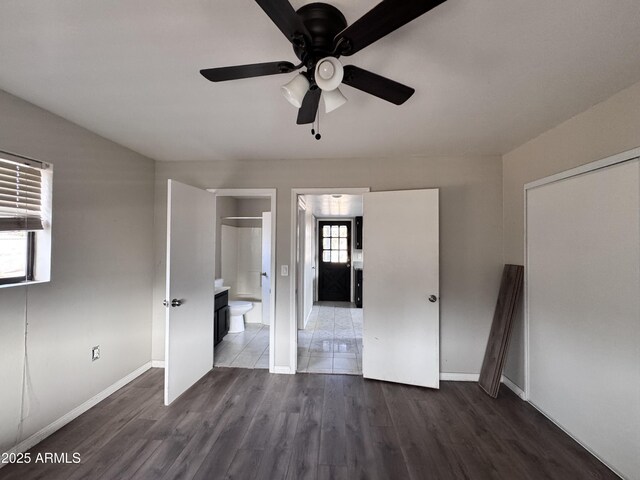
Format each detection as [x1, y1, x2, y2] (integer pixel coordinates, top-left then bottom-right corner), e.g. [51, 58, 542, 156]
[0, 368, 617, 480]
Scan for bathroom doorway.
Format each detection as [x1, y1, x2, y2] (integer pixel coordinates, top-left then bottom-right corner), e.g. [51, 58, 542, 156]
[209, 189, 276, 372]
[292, 190, 367, 375]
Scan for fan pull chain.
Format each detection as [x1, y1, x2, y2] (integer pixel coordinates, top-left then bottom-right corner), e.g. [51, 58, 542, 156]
[315, 108, 322, 140]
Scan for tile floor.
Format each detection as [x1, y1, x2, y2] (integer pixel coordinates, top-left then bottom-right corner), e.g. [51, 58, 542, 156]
[213, 302, 363, 375]
[214, 323, 269, 369]
[297, 302, 363, 375]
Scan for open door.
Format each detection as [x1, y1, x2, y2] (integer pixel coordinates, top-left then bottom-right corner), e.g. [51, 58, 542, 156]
[165, 180, 216, 405]
[261, 211, 271, 325]
[362, 189, 439, 388]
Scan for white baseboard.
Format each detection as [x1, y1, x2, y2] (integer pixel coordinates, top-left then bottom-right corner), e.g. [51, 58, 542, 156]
[151, 360, 165, 368]
[440, 372, 480, 381]
[501, 375, 526, 399]
[272, 366, 293, 374]
[303, 308, 313, 329]
[1, 361, 152, 462]
[439, 372, 526, 400]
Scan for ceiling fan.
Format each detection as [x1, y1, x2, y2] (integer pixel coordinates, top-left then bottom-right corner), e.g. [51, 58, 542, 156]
[200, 0, 447, 134]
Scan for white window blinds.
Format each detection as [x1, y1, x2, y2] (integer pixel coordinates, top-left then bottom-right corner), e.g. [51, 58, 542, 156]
[0, 157, 45, 231]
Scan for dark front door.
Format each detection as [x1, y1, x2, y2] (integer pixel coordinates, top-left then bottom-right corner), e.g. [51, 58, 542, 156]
[318, 221, 351, 301]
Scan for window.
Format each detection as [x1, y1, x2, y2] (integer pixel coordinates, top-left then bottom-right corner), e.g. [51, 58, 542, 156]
[0, 153, 51, 286]
[0, 231, 34, 284]
[321, 222, 349, 263]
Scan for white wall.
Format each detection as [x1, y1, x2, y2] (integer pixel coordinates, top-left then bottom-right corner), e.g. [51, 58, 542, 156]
[215, 196, 237, 279]
[220, 225, 238, 294]
[236, 226, 262, 296]
[303, 209, 315, 326]
[0, 89, 155, 454]
[221, 225, 262, 299]
[502, 80, 640, 388]
[152, 156, 504, 374]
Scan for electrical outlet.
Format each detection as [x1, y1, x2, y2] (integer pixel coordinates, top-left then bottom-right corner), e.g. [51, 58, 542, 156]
[92, 346, 100, 361]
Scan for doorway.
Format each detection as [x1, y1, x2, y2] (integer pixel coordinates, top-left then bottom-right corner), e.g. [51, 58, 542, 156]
[290, 187, 441, 388]
[209, 189, 277, 372]
[291, 190, 367, 375]
[318, 220, 351, 301]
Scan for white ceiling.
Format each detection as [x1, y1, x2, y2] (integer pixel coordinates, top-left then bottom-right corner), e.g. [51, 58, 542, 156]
[304, 194, 363, 217]
[1, 1, 640, 162]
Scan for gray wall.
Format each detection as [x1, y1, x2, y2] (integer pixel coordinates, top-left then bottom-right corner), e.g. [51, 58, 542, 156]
[0, 90, 155, 454]
[502, 80, 640, 388]
[152, 156, 504, 374]
[236, 198, 270, 218]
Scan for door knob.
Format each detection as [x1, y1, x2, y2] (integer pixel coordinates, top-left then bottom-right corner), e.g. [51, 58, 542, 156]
[163, 300, 169, 307]
[261, 272, 268, 277]
[171, 299, 183, 307]
[428, 295, 438, 303]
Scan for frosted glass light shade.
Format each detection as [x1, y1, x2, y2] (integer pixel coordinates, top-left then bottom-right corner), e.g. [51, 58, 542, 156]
[323, 88, 347, 113]
[281, 74, 309, 108]
[315, 57, 343, 91]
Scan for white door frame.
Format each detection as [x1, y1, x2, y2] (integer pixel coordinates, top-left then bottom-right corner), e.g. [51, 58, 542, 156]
[210, 188, 277, 373]
[296, 197, 307, 329]
[290, 188, 370, 373]
[523, 146, 640, 400]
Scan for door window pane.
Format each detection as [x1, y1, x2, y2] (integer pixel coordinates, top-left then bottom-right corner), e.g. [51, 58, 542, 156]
[320, 223, 349, 264]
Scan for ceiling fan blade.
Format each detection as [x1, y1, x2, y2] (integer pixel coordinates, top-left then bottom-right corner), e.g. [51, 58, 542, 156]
[343, 65, 415, 105]
[200, 61, 297, 82]
[255, 0, 311, 47]
[297, 88, 321, 124]
[334, 0, 447, 56]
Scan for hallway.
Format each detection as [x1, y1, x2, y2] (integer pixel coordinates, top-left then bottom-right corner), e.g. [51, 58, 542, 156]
[297, 302, 363, 375]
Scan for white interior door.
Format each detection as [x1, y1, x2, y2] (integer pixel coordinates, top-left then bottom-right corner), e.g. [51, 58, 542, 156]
[363, 189, 440, 388]
[261, 211, 272, 325]
[526, 159, 640, 479]
[165, 180, 216, 405]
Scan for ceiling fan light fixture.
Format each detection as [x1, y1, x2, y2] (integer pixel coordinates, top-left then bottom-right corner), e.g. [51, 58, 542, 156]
[315, 57, 343, 91]
[281, 74, 310, 108]
[323, 87, 347, 113]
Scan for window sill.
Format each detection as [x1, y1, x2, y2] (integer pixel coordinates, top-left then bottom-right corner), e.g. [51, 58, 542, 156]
[0, 279, 50, 289]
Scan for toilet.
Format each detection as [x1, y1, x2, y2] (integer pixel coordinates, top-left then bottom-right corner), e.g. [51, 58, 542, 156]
[228, 300, 253, 333]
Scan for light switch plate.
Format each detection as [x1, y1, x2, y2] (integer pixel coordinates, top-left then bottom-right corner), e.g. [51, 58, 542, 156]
[281, 265, 289, 276]
[92, 345, 100, 361]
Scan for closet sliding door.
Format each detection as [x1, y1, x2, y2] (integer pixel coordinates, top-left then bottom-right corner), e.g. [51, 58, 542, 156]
[526, 157, 640, 479]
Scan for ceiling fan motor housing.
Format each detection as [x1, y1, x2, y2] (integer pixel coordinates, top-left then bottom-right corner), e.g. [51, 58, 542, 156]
[292, 2, 348, 68]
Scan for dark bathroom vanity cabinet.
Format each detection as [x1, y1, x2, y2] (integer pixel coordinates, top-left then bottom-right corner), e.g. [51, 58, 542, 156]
[214, 290, 230, 346]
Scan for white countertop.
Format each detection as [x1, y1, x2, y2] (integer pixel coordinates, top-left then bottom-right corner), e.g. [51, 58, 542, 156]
[215, 286, 230, 295]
